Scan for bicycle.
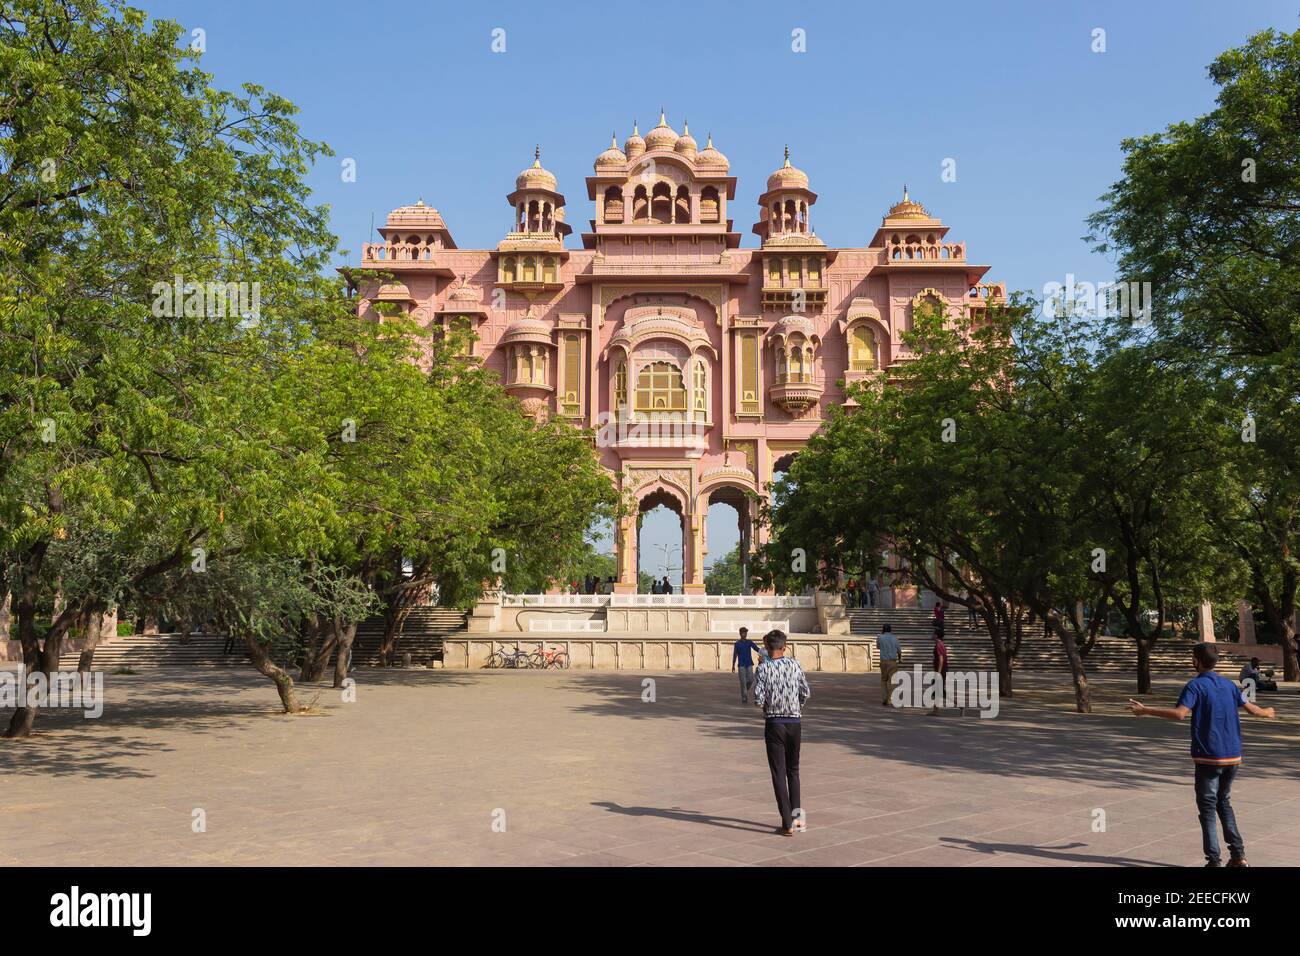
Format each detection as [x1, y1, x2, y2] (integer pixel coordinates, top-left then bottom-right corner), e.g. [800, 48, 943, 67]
[487, 645, 532, 669]
[528, 641, 570, 669]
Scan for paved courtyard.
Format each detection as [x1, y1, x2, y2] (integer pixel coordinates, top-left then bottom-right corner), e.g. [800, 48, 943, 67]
[2, 665, 1298, 866]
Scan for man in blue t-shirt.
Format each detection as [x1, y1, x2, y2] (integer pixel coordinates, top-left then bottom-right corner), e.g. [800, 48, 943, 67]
[731, 627, 763, 704]
[1129, 642, 1275, 867]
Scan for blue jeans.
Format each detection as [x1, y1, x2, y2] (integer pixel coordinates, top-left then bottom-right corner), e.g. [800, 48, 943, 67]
[737, 665, 754, 701]
[1194, 764, 1244, 863]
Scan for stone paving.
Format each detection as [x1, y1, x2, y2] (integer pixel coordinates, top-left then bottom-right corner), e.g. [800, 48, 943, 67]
[2, 665, 1298, 866]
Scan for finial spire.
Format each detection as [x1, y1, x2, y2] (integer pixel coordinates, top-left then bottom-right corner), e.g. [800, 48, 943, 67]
[659, 107, 667, 126]
[903, 184, 909, 201]
[683, 119, 689, 135]
[633, 119, 639, 135]
[783, 144, 791, 167]
[611, 132, 617, 148]
[706, 132, 713, 148]
[533, 144, 541, 167]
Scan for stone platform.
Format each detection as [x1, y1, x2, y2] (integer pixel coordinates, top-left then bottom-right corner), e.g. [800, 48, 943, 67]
[443, 632, 876, 672]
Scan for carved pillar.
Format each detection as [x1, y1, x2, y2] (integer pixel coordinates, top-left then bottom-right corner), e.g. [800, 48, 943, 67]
[615, 515, 638, 594]
[1197, 601, 1215, 642]
[1238, 600, 1256, 645]
[684, 512, 705, 594]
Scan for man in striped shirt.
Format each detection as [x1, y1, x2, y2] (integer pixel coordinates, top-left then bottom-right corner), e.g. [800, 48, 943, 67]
[752, 629, 811, 836]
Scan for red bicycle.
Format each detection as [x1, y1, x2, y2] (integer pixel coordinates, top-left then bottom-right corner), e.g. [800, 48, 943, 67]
[528, 642, 570, 669]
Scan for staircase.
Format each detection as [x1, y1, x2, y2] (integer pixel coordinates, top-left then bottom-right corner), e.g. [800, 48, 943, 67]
[330, 607, 467, 667]
[847, 608, 1257, 677]
[56, 607, 468, 669]
[58, 631, 246, 668]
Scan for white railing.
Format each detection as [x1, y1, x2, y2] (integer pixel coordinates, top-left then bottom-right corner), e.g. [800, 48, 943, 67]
[609, 594, 813, 609]
[528, 619, 606, 632]
[504, 593, 607, 607]
[709, 619, 791, 633]
[502, 593, 813, 609]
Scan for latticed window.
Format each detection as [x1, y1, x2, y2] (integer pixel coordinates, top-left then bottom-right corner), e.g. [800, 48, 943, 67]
[739, 333, 760, 413]
[614, 361, 628, 415]
[850, 325, 878, 371]
[693, 360, 707, 414]
[562, 334, 581, 416]
[635, 361, 686, 413]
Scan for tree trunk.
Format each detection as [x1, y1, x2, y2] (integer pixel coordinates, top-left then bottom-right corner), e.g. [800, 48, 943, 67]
[5, 602, 77, 738]
[332, 621, 357, 688]
[245, 634, 301, 714]
[1045, 609, 1091, 713]
[1274, 616, 1294, 686]
[985, 601, 1014, 696]
[77, 610, 105, 673]
[1135, 635, 1152, 695]
[299, 615, 335, 682]
[377, 608, 401, 668]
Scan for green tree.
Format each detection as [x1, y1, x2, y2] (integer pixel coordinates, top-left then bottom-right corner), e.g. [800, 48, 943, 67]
[1087, 26, 1300, 679]
[0, 0, 336, 735]
[705, 547, 744, 595]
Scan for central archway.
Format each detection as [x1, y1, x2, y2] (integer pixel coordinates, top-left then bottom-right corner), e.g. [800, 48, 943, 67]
[638, 488, 683, 593]
[704, 486, 753, 594]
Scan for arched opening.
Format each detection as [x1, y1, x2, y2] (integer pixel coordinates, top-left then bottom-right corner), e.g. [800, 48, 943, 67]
[603, 186, 624, 223]
[637, 489, 684, 593]
[704, 485, 752, 595]
[674, 184, 691, 223]
[632, 184, 649, 222]
[651, 182, 672, 224]
[700, 186, 719, 223]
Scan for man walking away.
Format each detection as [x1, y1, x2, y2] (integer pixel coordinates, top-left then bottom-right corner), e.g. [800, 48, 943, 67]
[867, 578, 878, 608]
[752, 629, 811, 836]
[876, 623, 902, 707]
[731, 627, 762, 703]
[1129, 642, 1275, 867]
[929, 627, 948, 715]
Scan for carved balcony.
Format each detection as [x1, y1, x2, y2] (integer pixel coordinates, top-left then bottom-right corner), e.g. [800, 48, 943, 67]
[768, 372, 824, 417]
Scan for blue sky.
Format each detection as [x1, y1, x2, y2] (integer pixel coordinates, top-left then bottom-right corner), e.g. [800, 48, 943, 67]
[142, 0, 1297, 582]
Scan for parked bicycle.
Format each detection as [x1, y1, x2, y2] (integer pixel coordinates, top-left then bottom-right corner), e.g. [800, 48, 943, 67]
[486, 645, 532, 669]
[528, 641, 570, 670]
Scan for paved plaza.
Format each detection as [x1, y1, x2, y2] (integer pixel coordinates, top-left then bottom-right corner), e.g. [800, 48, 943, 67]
[2, 665, 1298, 867]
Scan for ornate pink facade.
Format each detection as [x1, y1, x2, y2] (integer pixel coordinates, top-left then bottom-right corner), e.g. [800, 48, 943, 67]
[354, 114, 1005, 593]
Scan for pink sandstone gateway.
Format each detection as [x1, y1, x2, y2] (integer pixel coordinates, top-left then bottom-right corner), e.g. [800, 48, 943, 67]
[352, 113, 1006, 595]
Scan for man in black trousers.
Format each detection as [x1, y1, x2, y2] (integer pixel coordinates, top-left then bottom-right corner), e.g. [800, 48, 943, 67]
[752, 629, 811, 836]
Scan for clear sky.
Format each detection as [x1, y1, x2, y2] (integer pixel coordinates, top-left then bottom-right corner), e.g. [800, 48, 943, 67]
[141, 0, 1297, 582]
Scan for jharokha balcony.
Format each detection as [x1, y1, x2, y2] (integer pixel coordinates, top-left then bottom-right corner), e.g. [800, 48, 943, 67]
[966, 282, 1008, 306]
[769, 371, 824, 417]
[359, 241, 456, 277]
